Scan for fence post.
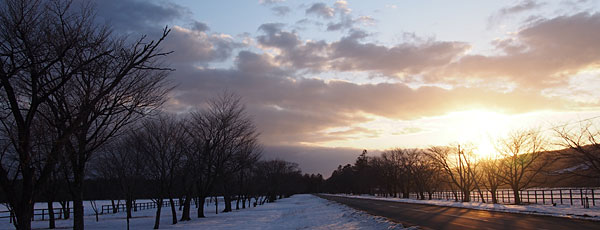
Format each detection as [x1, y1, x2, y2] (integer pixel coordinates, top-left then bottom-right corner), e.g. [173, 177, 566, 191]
[542, 190, 545, 204]
[527, 190, 530, 203]
[570, 189, 573, 205]
[560, 190, 563, 205]
[580, 189, 584, 207]
[585, 197, 589, 209]
[534, 190, 538, 204]
[592, 189, 595, 206]
[550, 190, 553, 204]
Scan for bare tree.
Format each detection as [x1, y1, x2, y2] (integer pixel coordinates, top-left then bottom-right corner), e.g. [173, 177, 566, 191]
[0, 1, 111, 228]
[133, 114, 186, 229]
[0, 0, 171, 229]
[479, 156, 504, 203]
[94, 134, 148, 230]
[42, 24, 170, 230]
[427, 144, 478, 202]
[496, 129, 550, 204]
[185, 93, 260, 217]
[380, 148, 420, 198]
[554, 122, 600, 179]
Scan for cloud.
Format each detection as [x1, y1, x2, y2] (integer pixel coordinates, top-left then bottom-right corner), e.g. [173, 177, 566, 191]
[305, 3, 335, 19]
[191, 21, 210, 32]
[271, 6, 291, 16]
[334, 0, 351, 15]
[161, 26, 241, 64]
[256, 23, 330, 71]
[326, 15, 375, 31]
[259, 0, 285, 5]
[88, 0, 188, 34]
[488, 0, 545, 27]
[436, 12, 600, 89]
[255, 24, 468, 76]
[328, 31, 469, 75]
[167, 50, 578, 148]
[498, 0, 545, 16]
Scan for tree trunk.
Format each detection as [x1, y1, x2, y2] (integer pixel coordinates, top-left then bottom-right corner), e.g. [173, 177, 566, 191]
[512, 187, 521, 205]
[153, 199, 163, 229]
[48, 201, 56, 229]
[13, 201, 33, 230]
[60, 200, 70, 219]
[178, 197, 183, 211]
[111, 199, 117, 213]
[214, 196, 218, 214]
[197, 197, 206, 218]
[462, 189, 471, 202]
[222, 195, 232, 213]
[478, 189, 486, 203]
[126, 197, 132, 230]
[72, 176, 85, 230]
[490, 188, 498, 204]
[126, 198, 133, 219]
[180, 196, 191, 221]
[169, 198, 177, 225]
[236, 196, 240, 210]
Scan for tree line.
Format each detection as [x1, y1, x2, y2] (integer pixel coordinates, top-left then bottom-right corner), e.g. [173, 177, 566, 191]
[0, 1, 321, 229]
[326, 126, 600, 205]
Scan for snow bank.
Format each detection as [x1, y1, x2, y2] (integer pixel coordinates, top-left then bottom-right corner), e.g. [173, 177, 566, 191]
[329, 194, 600, 221]
[0, 194, 406, 229]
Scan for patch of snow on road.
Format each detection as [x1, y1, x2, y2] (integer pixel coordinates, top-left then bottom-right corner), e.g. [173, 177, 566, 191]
[331, 194, 600, 221]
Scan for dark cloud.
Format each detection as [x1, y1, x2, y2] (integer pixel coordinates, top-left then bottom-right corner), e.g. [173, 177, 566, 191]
[191, 21, 210, 32]
[255, 24, 468, 75]
[88, 0, 188, 34]
[161, 26, 241, 64]
[327, 15, 375, 31]
[329, 33, 469, 75]
[271, 6, 291, 16]
[488, 0, 545, 27]
[305, 3, 335, 19]
[498, 0, 545, 16]
[256, 24, 329, 71]
[259, 0, 285, 5]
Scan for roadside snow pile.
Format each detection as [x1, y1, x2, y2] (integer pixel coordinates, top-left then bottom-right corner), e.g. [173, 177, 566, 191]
[0, 194, 405, 230]
[330, 194, 600, 221]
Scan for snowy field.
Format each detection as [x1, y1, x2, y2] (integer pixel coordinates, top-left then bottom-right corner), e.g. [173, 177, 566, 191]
[0, 195, 407, 230]
[331, 194, 600, 221]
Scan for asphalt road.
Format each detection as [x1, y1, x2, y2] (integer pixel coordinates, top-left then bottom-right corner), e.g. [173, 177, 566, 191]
[317, 194, 600, 230]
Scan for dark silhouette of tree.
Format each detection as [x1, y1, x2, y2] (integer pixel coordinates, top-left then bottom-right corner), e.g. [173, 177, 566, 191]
[185, 93, 260, 217]
[554, 122, 600, 178]
[496, 129, 550, 204]
[427, 144, 478, 202]
[0, 0, 171, 229]
[133, 115, 186, 229]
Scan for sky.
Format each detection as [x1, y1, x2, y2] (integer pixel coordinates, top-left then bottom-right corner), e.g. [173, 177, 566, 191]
[89, 0, 600, 176]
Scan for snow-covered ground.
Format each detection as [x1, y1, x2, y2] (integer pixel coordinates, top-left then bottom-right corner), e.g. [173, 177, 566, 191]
[0, 194, 408, 230]
[330, 194, 600, 221]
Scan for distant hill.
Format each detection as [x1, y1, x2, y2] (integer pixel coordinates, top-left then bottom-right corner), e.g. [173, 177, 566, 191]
[535, 146, 600, 187]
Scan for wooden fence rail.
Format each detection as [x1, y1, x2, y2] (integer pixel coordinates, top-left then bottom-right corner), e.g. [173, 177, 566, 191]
[406, 188, 598, 207]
